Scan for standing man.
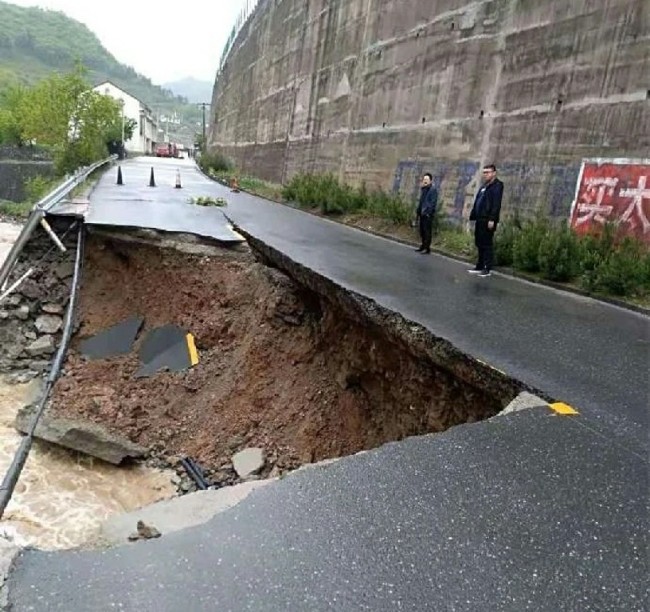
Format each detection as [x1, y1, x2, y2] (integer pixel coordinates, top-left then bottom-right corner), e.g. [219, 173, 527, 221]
[415, 173, 438, 254]
[469, 164, 503, 277]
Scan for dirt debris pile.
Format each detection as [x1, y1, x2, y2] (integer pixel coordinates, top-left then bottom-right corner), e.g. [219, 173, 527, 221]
[49, 235, 506, 485]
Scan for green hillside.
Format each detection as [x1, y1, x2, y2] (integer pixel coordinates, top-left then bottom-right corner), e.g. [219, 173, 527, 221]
[0, 0, 202, 144]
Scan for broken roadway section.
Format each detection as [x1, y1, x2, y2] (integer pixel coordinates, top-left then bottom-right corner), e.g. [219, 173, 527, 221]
[2, 158, 647, 610]
[4, 405, 647, 611]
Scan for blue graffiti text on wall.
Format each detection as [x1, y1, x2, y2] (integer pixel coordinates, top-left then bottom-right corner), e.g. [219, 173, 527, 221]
[392, 159, 580, 221]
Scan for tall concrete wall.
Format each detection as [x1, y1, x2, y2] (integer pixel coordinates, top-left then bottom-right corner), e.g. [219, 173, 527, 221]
[209, 0, 649, 221]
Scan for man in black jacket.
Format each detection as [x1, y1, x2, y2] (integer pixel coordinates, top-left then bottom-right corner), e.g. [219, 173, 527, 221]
[468, 164, 504, 277]
[415, 173, 438, 254]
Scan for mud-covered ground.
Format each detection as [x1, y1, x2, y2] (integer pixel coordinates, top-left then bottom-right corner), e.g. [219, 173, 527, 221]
[49, 235, 502, 482]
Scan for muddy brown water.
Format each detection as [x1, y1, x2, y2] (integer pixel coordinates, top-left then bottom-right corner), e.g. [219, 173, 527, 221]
[0, 379, 176, 550]
[0, 221, 21, 269]
[1, 222, 176, 550]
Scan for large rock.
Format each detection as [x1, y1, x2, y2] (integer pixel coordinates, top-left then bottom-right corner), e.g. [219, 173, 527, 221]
[54, 260, 75, 280]
[25, 335, 55, 356]
[14, 405, 148, 465]
[0, 321, 26, 359]
[232, 448, 265, 479]
[35, 314, 63, 334]
[42, 303, 64, 315]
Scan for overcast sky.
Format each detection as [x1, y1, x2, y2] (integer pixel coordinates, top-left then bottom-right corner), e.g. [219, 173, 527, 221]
[8, 0, 248, 84]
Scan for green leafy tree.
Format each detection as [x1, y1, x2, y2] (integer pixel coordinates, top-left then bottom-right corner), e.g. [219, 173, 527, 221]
[17, 66, 121, 173]
[0, 85, 26, 145]
[105, 117, 136, 144]
[0, 1, 203, 146]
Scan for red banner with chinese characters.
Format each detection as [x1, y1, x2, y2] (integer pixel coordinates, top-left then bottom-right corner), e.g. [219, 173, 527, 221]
[570, 160, 650, 244]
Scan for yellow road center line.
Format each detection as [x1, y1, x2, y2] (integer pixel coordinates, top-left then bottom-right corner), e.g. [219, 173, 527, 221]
[186, 333, 199, 366]
[550, 402, 579, 416]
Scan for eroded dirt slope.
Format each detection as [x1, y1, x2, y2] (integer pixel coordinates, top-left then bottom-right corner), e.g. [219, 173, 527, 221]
[50, 235, 501, 477]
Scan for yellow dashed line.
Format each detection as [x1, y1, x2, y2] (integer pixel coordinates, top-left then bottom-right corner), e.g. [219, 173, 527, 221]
[550, 402, 579, 416]
[186, 333, 199, 366]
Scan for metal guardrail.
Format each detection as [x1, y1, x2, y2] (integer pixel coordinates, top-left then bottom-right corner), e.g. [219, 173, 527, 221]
[0, 155, 115, 294]
[217, 0, 261, 76]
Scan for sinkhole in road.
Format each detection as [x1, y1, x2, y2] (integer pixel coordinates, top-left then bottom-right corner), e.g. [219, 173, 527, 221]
[48, 232, 511, 487]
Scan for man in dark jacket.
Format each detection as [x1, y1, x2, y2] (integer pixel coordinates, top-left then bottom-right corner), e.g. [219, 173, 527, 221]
[415, 173, 438, 254]
[468, 164, 504, 277]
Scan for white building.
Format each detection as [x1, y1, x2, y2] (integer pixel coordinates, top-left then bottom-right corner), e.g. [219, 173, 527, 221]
[93, 81, 158, 155]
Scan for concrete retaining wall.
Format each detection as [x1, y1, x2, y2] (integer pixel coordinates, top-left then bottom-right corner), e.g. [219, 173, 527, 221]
[0, 146, 54, 203]
[209, 0, 649, 220]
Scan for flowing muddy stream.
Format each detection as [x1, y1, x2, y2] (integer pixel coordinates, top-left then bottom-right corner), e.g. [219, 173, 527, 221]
[0, 378, 176, 550]
[1, 220, 176, 550]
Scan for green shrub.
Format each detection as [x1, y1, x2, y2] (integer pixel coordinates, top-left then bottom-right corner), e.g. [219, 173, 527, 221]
[0, 199, 31, 219]
[494, 214, 521, 267]
[578, 224, 620, 291]
[198, 151, 233, 174]
[352, 181, 370, 212]
[589, 237, 648, 296]
[513, 217, 549, 272]
[24, 174, 55, 203]
[642, 252, 650, 292]
[537, 224, 581, 282]
[437, 226, 475, 256]
[283, 173, 367, 216]
[283, 173, 316, 205]
[283, 173, 410, 222]
[365, 189, 411, 225]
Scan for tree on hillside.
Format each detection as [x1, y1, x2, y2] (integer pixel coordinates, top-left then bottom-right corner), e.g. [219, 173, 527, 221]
[17, 66, 122, 173]
[0, 85, 26, 145]
[0, 0, 202, 147]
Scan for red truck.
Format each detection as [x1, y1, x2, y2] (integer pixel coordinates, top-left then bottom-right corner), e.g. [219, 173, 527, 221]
[155, 143, 178, 158]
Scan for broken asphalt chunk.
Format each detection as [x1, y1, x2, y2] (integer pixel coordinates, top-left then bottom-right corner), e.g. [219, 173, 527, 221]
[135, 324, 199, 378]
[79, 316, 144, 360]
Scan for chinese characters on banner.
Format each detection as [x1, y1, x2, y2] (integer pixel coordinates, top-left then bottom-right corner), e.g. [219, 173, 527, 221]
[569, 160, 650, 244]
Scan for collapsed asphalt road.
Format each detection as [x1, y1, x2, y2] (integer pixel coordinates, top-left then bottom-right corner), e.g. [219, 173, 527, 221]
[72, 158, 649, 455]
[2, 158, 646, 611]
[222, 186, 650, 458]
[44, 232, 507, 478]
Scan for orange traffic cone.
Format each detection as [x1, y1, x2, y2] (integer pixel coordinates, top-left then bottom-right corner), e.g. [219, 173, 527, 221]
[175, 168, 182, 189]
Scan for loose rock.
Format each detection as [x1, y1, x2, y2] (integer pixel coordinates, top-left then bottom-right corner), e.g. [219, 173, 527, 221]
[2, 295, 22, 307]
[127, 520, 161, 541]
[25, 336, 56, 356]
[232, 447, 265, 479]
[14, 305, 30, 321]
[42, 303, 64, 315]
[54, 261, 75, 280]
[35, 314, 63, 334]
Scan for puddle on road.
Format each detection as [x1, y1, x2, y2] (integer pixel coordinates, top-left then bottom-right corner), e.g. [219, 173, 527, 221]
[0, 379, 176, 550]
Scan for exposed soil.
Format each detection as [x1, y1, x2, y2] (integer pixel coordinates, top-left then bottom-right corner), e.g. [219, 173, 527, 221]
[49, 235, 502, 480]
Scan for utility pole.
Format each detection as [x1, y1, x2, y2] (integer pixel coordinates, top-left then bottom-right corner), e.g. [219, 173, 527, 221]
[198, 102, 210, 150]
[119, 99, 125, 159]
